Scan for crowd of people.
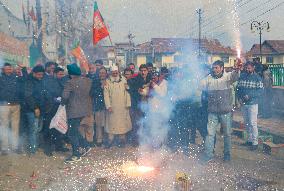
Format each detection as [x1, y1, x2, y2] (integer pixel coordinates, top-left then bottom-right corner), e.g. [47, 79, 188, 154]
[0, 58, 272, 164]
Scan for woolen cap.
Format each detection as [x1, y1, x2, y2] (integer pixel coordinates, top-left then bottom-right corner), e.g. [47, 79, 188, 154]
[67, 63, 81, 76]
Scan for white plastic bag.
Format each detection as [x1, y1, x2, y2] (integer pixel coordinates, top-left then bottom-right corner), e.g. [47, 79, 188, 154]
[49, 105, 68, 134]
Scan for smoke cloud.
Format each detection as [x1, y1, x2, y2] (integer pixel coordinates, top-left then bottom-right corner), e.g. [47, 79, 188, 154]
[136, 42, 204, 167]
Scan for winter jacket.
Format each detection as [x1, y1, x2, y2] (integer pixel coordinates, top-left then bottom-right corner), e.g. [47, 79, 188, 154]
[201, 71, 240, 114]
[92, 79, 106, 112]
[62, 76, 93, 119]
[0, 73, 22, 104]
[23, 75, 45, 112]
[42, 75, 70, 114]
[128, 74, 151, 109]
[87, 73, 98, 81]
[236, 72, 263, 105]
[17, 68, 29, 105]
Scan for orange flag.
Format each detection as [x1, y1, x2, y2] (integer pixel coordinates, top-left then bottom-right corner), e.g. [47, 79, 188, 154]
[71, 45, 89, 73]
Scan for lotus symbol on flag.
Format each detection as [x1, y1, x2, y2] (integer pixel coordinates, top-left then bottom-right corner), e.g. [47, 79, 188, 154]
[93, 16, 104, 30]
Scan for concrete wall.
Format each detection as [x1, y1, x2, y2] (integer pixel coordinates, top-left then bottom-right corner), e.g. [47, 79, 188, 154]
[136, 55, 146, 67]
[208, 55, 237, 67]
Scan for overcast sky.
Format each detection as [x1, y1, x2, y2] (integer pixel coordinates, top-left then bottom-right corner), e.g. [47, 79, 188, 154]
[2, 0, 284, 50]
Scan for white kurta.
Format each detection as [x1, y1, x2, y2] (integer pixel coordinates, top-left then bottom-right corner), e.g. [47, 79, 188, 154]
[149, 80, 168, 113]
[104, 76, 132, 135]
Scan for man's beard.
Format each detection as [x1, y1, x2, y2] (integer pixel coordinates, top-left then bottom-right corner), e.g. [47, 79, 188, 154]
[111, 76, 120, 82]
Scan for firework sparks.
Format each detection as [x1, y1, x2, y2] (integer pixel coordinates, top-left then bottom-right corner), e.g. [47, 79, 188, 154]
[121, 161, 155, 178]
[237, 49, 241, 58]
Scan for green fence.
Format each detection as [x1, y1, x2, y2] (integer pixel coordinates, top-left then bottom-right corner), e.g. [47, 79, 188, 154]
[269, 64, 284, 86]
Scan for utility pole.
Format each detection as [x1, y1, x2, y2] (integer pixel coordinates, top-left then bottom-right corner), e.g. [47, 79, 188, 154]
[127, 32, 135, 63]
[196, 8, 202, 59]
[251, 21, 270, 63]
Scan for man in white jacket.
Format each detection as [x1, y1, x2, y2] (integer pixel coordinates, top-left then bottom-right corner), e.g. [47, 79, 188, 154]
[200, 60, 241, 162]
[141, 70, 168, 149]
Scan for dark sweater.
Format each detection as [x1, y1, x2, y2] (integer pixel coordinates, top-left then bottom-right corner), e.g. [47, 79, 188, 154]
[237, 72, 263, 105]
[0, 73, 20, 104]
[128, 74, 151, 109]
[24, 75, 45, 112]
[92, 79, 106, 112]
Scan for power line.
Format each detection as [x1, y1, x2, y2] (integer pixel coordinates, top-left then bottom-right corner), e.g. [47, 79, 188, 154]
[189, 0, 256, 34]
[202, 0, 269, 34]
[240, 0, 284, 26]
[213, 0, 284, 39]
[203, 0, 279, 37]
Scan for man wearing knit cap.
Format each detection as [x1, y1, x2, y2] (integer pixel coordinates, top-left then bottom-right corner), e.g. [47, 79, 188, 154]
[61, 63, 94, 163]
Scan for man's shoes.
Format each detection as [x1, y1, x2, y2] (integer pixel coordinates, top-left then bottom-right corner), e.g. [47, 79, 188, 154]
[105, 142, 114, 149]
[223, 154, 231, 162]
[1, 150, 9, 156]
[81, 147, 92, 157]
[44, 150, 53, 157]
[90, 142, 96, 148]
[14, 148, 23, 155]
[250, 145, 258, 151]
[55, 147, 69, 152]
[96, 142, 102, 147]
[199, 153, 213, 164]
[131, 141, 139, 147]
[241, 142, 252, 147]
[118, 141, 126, 148]
[64, 156, 82, 164]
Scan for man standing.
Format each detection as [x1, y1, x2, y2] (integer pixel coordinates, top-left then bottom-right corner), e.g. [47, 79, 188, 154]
[201, 60, 240, 162]
[128, 63, 138, 78]
[44, 62, 57, 76]
[62, 63, 93, 163]
[127, 64, 151, 146]
[92, 67, 108, 146]
[0, 63, 21, 155]
[24, 65, 45, 155]
[104, 66, 132, 148]
[146, 62, 154, 78]
[145, 70, 168, 149]
[124, 68, 134, 80]
[237, 62, 263, 150]
[41, 66, 69, 156]
[259, 64, 273, 118]
[87, 63, 97, 80]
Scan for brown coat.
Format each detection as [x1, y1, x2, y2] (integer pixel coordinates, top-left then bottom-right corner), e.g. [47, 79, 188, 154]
[62, 76, 93, 119]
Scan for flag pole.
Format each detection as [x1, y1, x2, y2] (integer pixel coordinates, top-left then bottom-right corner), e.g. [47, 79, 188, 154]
[108, 34, 118, 66]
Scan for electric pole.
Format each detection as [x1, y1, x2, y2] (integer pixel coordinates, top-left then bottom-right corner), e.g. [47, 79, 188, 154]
[127, 33, 135, 63]
[251, 21, 270, 63]
[196, 8, 202, 59]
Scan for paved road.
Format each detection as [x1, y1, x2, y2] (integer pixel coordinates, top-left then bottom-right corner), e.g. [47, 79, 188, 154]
[0, 135, 283, 191]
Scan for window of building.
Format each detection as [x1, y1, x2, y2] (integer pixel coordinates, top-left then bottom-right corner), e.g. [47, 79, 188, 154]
[174, 55, 183, 63]
[266, 56, 273, 64]
[146, 55, 153, 63]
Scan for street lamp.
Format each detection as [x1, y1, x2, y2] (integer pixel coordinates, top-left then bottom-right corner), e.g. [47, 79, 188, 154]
[251, 21, 270, 63]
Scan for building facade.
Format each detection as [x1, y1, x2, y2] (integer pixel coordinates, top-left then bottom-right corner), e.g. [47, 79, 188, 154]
[247, 40, 284, 65]
[134, 38, 238, 69]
